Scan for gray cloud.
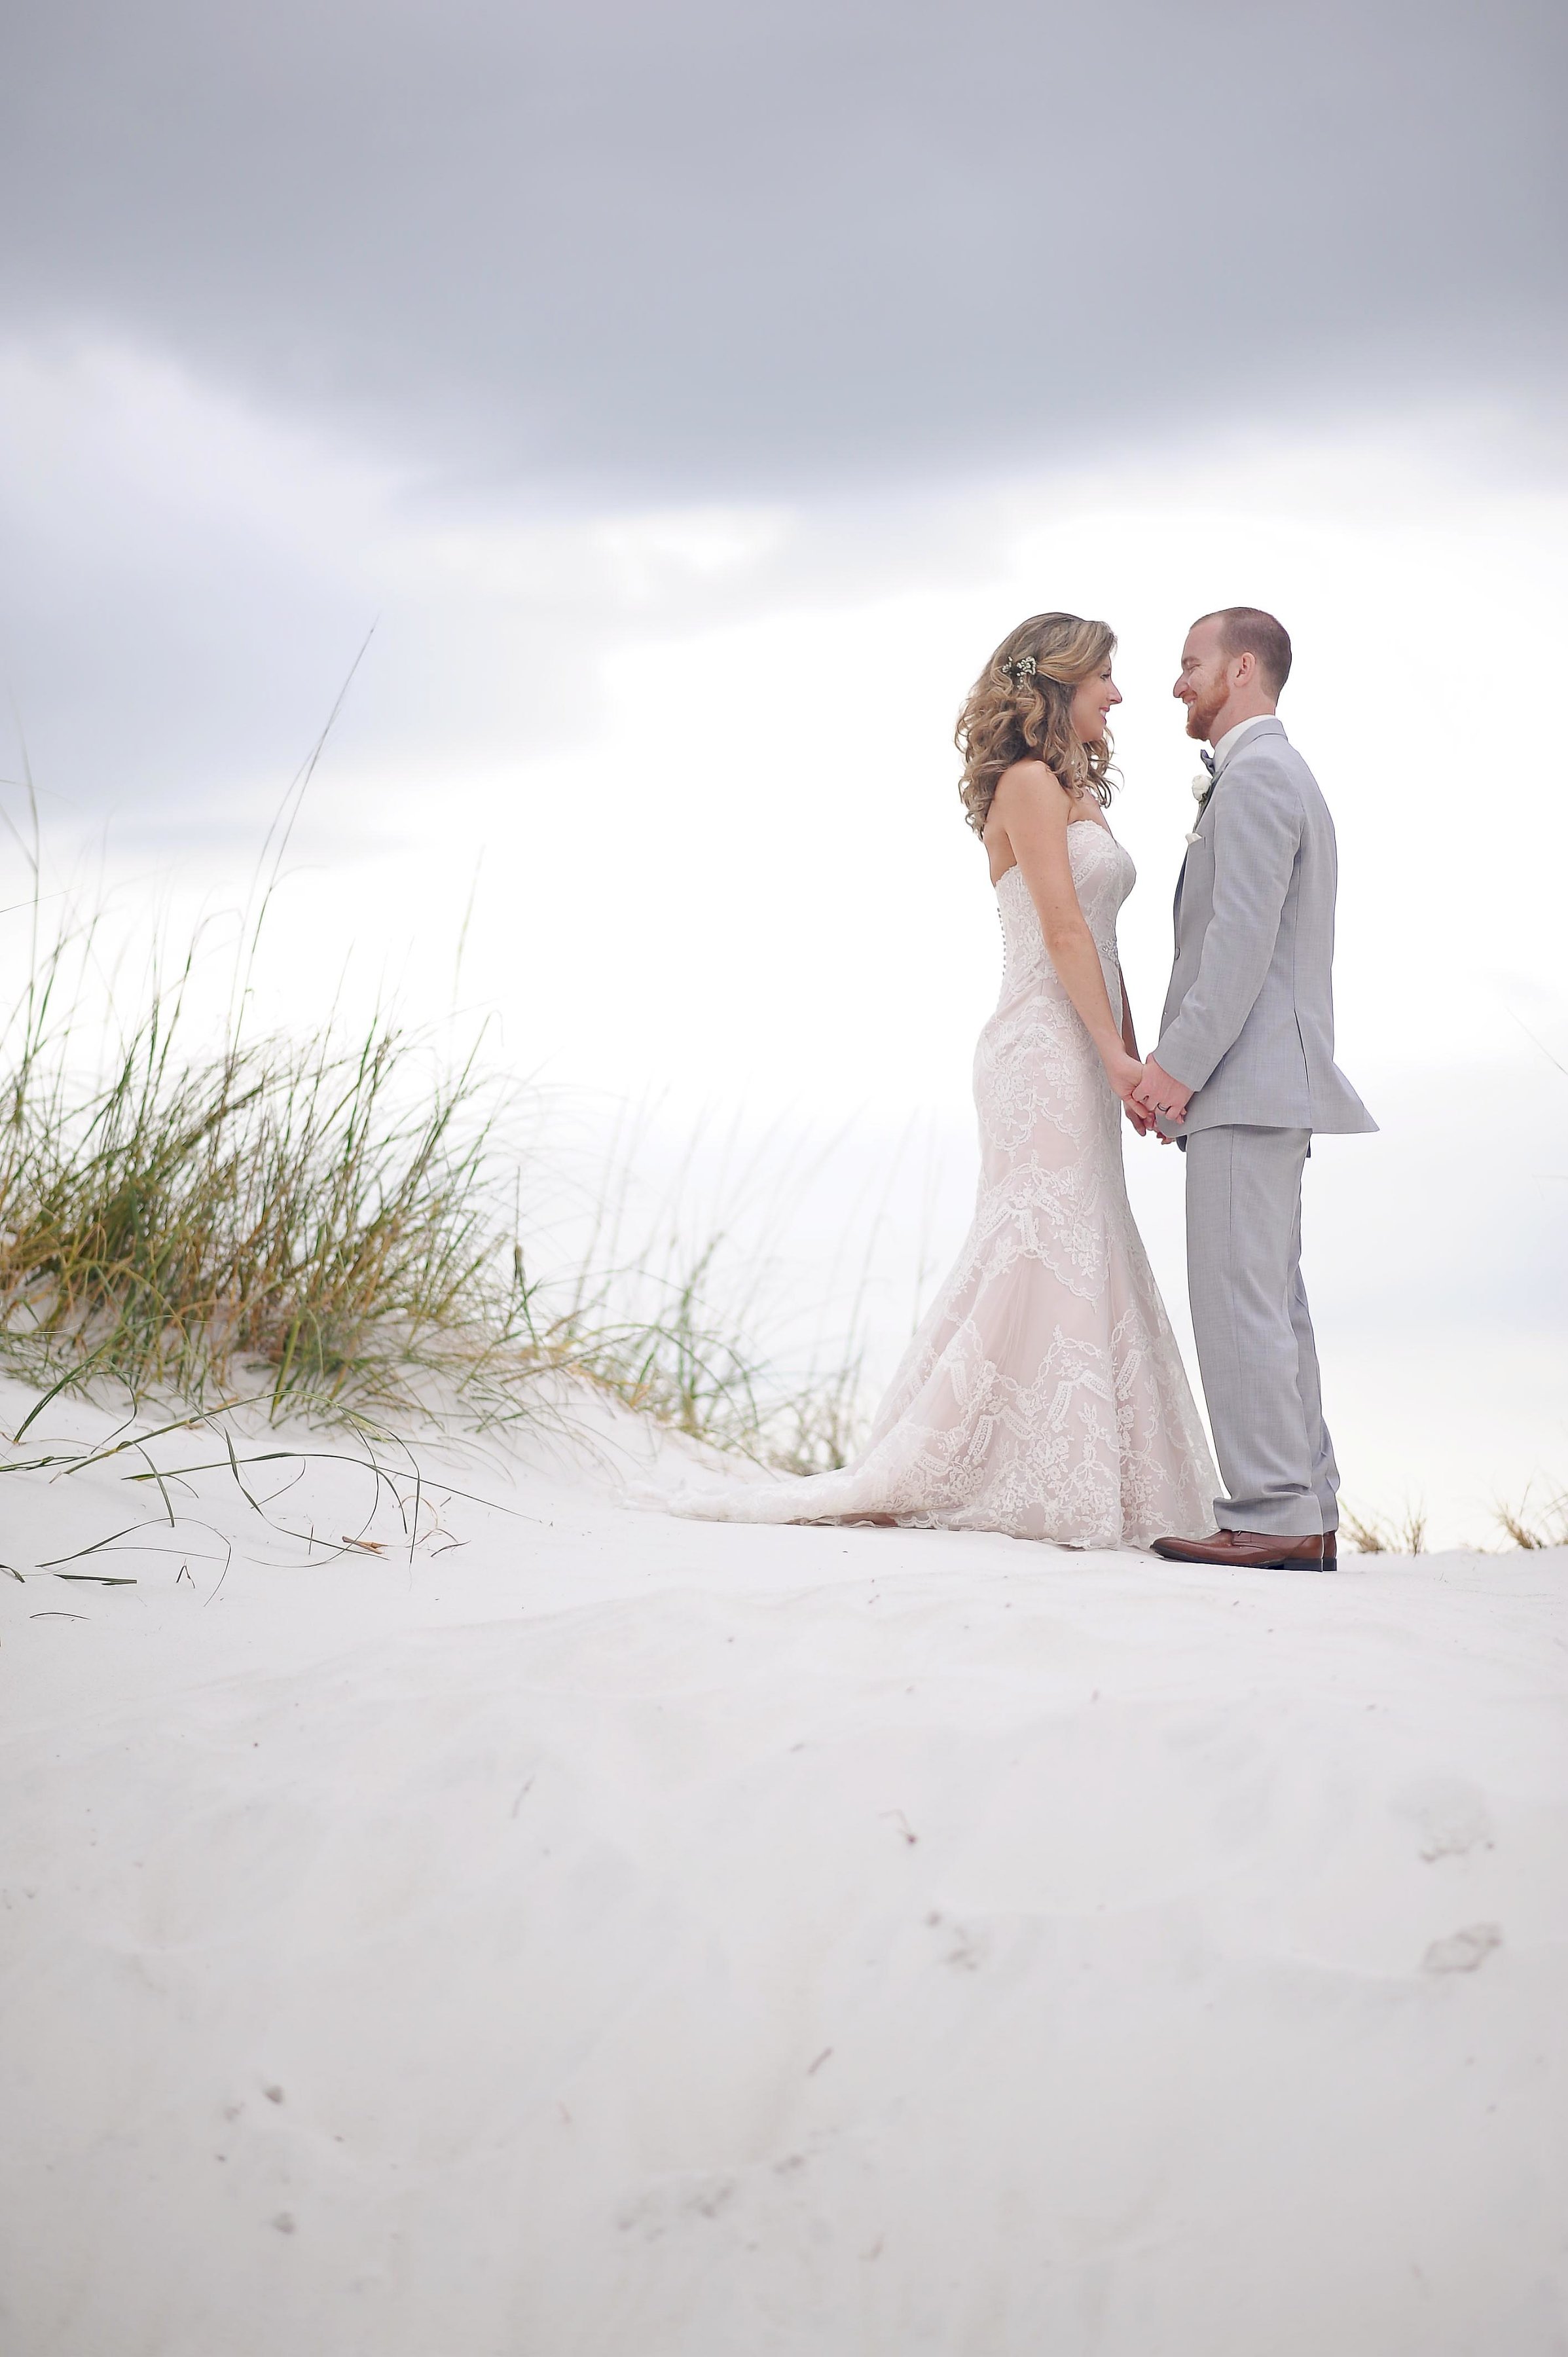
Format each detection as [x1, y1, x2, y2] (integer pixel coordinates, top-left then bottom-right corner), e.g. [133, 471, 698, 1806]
[6, 0, 1563, 498]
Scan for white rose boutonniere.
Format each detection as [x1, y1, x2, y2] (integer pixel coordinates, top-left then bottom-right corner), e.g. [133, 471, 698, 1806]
[1185, 772, 1212, 846]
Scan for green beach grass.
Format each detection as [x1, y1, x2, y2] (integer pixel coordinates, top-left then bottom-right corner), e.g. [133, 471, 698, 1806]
[0, 780, 873, 1466]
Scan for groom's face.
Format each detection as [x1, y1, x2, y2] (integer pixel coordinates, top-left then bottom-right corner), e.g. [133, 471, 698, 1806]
[1173, 621, 1233, 743]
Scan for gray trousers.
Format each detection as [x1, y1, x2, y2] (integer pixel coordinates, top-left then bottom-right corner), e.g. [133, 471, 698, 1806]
[1184, 1125, 1339, 1538]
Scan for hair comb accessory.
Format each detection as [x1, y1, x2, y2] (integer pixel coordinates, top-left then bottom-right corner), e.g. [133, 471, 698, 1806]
[1000, 653, 1037, 682]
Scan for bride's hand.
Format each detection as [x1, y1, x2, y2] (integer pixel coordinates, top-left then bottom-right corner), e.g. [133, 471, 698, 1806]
[1110, 1059, 1158, 1140]
[1106, 1049, 1144, 1105]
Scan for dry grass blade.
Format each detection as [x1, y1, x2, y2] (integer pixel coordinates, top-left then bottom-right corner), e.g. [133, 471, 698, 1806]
[1341, 1503, 1428, 1556]
[1493, 1487, 1568, 1550]
[1340, 1507, 1387, 1555]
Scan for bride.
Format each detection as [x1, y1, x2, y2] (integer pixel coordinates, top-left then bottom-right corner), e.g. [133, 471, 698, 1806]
[661, 612, 1216, 1550]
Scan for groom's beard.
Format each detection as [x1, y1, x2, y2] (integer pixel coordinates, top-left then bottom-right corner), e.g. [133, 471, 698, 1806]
[1184, 688, 1227, 741]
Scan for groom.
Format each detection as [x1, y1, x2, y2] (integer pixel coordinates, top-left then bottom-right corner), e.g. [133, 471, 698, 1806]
[1133, 609, 1376, 1571]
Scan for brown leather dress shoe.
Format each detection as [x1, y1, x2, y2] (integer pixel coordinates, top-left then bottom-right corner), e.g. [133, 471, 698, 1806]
[1151, 1528, 1337, 1571]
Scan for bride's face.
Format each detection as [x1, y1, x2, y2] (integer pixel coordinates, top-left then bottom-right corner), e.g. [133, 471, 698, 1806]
[1070, 662, 1121, 744]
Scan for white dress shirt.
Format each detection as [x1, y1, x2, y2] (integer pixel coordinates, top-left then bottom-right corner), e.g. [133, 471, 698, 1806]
[1209, 713, 1280, 777]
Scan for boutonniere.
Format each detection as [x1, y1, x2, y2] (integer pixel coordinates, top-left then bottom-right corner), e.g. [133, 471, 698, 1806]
[1185, 771, 1213, 847]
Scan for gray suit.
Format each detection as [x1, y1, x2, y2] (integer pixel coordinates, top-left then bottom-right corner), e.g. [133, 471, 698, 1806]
[1155, 718, 1376, 1538]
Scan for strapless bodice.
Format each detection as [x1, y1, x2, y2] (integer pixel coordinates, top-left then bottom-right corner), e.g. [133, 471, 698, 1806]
[994, 825, 1135, 991]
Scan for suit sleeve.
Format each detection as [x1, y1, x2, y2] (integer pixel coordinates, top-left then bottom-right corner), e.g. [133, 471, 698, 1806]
[1155, 760, 1302, 1093]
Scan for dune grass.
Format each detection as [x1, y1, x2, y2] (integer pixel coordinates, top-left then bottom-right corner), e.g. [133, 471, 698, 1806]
[0, 983, 871, 1460]
[1492, 1487, 1568, 1550]
[1341, 1503, 1429, 1556]
[0, 794, 871, 1465]
[1342, 1491, 1568, 1555]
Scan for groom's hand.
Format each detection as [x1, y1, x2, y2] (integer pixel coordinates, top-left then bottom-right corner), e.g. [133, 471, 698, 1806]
[1133, 1055, 1192, 1127]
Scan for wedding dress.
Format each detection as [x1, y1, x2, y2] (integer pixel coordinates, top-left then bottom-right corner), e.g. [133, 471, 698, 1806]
[660, 824, 1216, 1549]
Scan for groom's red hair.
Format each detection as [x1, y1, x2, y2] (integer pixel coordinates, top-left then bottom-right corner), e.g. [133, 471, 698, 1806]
[1196, 607, 1292, 697]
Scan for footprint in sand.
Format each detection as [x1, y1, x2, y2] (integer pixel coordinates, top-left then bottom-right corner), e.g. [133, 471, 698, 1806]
[1421, 1922, 1503, 1975]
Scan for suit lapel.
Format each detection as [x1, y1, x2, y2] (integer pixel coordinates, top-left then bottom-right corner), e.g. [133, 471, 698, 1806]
[1210, 714, 1286, 787]
[1172, 717, 1285, 928]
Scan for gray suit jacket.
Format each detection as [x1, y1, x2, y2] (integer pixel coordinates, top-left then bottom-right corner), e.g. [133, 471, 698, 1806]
[1156, 718, 1376, 1137]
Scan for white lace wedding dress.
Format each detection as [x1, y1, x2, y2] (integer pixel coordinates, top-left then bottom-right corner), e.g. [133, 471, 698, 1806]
[659, 824, 1216, 1549]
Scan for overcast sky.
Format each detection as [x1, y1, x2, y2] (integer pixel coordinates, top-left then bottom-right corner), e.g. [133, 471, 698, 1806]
[3, 0, 1565, 1538]
[3, 0, 1564, 817]
[6, 0, 1564, 496]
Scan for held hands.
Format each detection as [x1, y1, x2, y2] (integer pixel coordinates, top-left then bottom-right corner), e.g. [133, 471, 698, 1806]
[1106, 1049, 1192, 1142]
[1131, 1055, 1192, 1137]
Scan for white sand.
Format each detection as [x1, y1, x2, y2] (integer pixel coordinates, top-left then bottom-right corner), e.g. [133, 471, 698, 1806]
[2, 1374, 1565, 2356]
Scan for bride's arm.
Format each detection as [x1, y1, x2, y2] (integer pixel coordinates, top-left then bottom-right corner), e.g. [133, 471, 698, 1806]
[991, 764, 1142, 1103]
[1118, 966, 1154, 1135]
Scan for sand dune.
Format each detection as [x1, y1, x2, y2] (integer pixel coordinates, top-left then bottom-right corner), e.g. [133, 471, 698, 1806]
[2, 1376, 1565, 2355]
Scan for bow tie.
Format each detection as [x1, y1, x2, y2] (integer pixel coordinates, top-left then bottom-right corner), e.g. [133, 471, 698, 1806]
[1199, 747, 1216, 777]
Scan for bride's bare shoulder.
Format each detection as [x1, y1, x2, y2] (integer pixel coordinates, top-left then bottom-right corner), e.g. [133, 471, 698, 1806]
[992, 759, 1067, 820]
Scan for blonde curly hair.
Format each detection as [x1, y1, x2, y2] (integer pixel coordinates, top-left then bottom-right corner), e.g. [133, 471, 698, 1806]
[956, 612, 1118, 839]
